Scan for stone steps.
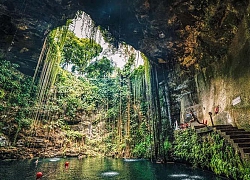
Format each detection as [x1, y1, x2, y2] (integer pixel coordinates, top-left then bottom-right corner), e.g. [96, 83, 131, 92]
[225, 131, 249, 135]
[242, 147, 250, 153]
[230, 134, 250, 139]
[214, 127, 238, 131]
[233, 138, 250, 143]
[237, 142, 250, 148]
[219, 129, 245, 132]
[194, 125, 207, 129]
[213, 125, 250, 160]
[213, 125, 236, 129]
[194, 124, 250, 160]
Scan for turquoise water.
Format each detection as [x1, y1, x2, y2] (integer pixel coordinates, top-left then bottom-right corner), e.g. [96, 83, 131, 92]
[0, 157, 227, 180]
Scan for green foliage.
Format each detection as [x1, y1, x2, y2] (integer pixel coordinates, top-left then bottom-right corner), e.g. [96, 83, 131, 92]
[0, 89, 5, 99]
[61, 30, 102, 74]
[104, 142, 117, 154]
[20, 118, 33, 128]
[0, 59, 36, 107]
[98, 26, 117, 47]
[0, 22, 154, 160]
[0, 121, 4, 134]
[54, 66, 120, 123]
[85, 57, 115, 78]
[0, 17, 155, 161]
[174, 129, 250, 179]
[122, 54, 136, 77]
[241, 161, 250, 180]
[132, 135, 151, 158]
[66, 130, 84, 141]
[0, 59, 38, 145]
[14, 110, 33, 128]
[47, 24, 152, 158]
[141, 53, 151, 85]
[55, 69, 96, 118]
[46, 22, 71, 88]
[163, 138, 172, 152]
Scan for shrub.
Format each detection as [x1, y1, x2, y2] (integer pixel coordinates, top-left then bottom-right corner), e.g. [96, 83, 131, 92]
[0, 89, 5, 99]
[174, 129, 249, 179]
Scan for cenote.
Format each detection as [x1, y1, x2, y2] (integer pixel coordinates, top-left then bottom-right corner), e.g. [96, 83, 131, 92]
[2, 1, 250, 179]
[0, 157, 226, 180]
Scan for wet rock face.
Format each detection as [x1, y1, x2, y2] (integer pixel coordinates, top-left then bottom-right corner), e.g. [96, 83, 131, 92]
[0, 0, 80, 75]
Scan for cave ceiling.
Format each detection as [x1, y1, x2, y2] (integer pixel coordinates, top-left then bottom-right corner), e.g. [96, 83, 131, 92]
[0, 0, 249, 76]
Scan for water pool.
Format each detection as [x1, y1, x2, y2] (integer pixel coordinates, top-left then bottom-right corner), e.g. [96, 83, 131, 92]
[0, 157, 227, 180]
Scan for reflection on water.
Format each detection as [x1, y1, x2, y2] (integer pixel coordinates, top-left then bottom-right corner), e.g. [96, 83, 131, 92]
[0, 157, 227, 180]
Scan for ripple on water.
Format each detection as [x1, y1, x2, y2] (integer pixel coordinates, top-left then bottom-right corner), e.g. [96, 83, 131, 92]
[101, 171, 119, 177]
[169, 174, 204, 180]
[169, 174, 188, 177]
[190, 175, 203, 179]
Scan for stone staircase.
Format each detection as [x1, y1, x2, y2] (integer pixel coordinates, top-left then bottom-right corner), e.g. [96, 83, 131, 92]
[213, 125, 250, 160]
[192, 124, 250, 160]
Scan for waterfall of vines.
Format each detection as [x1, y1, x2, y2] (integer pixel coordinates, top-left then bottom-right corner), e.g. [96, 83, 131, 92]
[0, 11, 172, 162]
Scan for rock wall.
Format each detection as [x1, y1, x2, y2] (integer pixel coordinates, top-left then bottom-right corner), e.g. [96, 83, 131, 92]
[180, 7, 250, 130]
[2, 0, 247, 75]
[0, 0, 80, 75]
[0, 113, 107, 159]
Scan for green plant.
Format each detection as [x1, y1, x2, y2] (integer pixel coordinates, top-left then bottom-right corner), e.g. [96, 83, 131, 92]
[163, 138, 172, 152]
[0, 89, 5, 99]
[132, 135, 151, 158]
[66, 130, 84, 141]
[20, 118, 32, 128]
[174, 129, 249, 179]
[61, 30, 102, 74]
